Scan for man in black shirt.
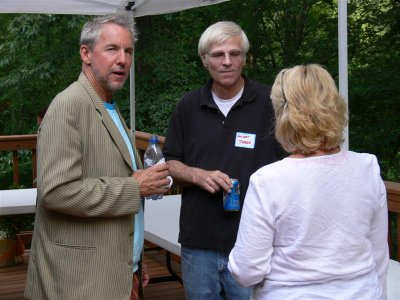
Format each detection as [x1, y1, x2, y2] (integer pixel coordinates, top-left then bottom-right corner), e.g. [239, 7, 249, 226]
[163, 21, 279, 300]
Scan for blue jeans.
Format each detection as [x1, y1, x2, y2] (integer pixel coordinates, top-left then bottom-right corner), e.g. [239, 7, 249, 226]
[181, 247, 252, 300]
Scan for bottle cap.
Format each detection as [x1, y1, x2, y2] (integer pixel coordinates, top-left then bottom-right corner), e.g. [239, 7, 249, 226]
[149, 135, 158, 144]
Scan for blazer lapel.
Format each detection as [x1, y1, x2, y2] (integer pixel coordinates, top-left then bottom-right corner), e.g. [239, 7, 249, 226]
[77, 73, 134, 171]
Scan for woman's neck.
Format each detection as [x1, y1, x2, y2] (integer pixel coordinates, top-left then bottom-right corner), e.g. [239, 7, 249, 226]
[289, 147, 341, 158]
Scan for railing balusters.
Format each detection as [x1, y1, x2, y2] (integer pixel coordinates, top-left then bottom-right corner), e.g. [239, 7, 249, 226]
[12, 150, 19, 186]
[32, 149, 37, 188]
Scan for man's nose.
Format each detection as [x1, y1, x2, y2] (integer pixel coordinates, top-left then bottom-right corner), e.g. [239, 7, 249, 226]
[116, 50, 128, 65]
[222, 53, 233, 65]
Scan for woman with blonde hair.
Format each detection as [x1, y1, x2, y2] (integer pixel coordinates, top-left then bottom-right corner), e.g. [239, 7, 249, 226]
[228, 64, 389, 299]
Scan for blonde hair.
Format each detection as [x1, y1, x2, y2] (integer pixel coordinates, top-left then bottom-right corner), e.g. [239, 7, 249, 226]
[270, 64, 347, 154]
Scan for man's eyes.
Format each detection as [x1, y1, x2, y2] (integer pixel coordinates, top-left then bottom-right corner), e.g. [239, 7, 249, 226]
[105, 47, 133, 55]
[209, 51, 243, 58]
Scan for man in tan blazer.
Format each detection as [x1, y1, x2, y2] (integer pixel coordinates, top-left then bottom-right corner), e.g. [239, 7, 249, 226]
[25, 14, 170, 300]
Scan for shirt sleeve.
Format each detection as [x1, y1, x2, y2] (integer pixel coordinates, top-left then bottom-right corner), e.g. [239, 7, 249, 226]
[163, 100, 185, 162]
[228, 171, 274, 287]
[369, 175, 389, 297]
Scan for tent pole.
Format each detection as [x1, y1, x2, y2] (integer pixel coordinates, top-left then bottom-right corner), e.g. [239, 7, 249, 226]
[129, 12, 136, 144]
[338, 0, 348, 150]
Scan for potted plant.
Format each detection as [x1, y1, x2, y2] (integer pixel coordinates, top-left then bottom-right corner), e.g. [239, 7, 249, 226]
[0, 215, 17, 266]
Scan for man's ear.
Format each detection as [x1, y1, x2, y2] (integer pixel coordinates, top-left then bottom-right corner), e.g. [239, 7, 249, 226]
[80, 45, 92, 65]
[201, 54, 208, 69]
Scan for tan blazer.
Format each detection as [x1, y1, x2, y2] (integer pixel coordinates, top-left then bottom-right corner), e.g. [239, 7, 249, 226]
[25, 73, 142, 300]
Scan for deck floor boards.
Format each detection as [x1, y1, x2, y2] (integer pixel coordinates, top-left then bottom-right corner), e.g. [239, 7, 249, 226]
[0, 247, 185, 300]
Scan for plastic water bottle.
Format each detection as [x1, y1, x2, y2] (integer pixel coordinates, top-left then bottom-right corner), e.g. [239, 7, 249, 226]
[144, 135, 165, 200]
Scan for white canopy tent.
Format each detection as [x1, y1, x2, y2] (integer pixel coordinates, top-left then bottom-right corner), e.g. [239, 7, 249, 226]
[0, 0, 348, 147]
[0, 0, 229, 17]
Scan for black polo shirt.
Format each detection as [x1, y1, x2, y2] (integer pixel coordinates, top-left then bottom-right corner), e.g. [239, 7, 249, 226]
[163, 77, 279, 252]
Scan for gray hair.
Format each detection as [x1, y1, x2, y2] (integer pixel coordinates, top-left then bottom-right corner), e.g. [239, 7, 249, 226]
[80, 14, 136, 50]
[198, 21, 250, 57]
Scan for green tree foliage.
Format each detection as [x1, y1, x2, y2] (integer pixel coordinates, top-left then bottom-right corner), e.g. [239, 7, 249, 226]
[0, 14, 87, 135]
[0, 0, 399, 181]
[347, 0, 400, 181]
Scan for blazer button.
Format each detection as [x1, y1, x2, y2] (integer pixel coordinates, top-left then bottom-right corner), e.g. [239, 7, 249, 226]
[128, 260, 133, 266]
[130, 231, 134, 236]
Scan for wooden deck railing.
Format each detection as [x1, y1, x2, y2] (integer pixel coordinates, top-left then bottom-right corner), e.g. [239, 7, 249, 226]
[0, 134, 399, 260]
[386, 181, 400, 260]
[0, 132, 163, 188]
[0, 134, 37, 187]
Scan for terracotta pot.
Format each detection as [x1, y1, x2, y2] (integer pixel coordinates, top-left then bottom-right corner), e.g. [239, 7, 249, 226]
[0, 239, 16, 267]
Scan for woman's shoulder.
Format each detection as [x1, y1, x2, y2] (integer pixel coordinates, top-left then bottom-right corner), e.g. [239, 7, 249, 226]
[345, 150, 379, 168]
[251, 158, 293, 180]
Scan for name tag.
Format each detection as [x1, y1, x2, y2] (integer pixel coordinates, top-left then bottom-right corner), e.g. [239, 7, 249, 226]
[235, 132, 256, 149]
